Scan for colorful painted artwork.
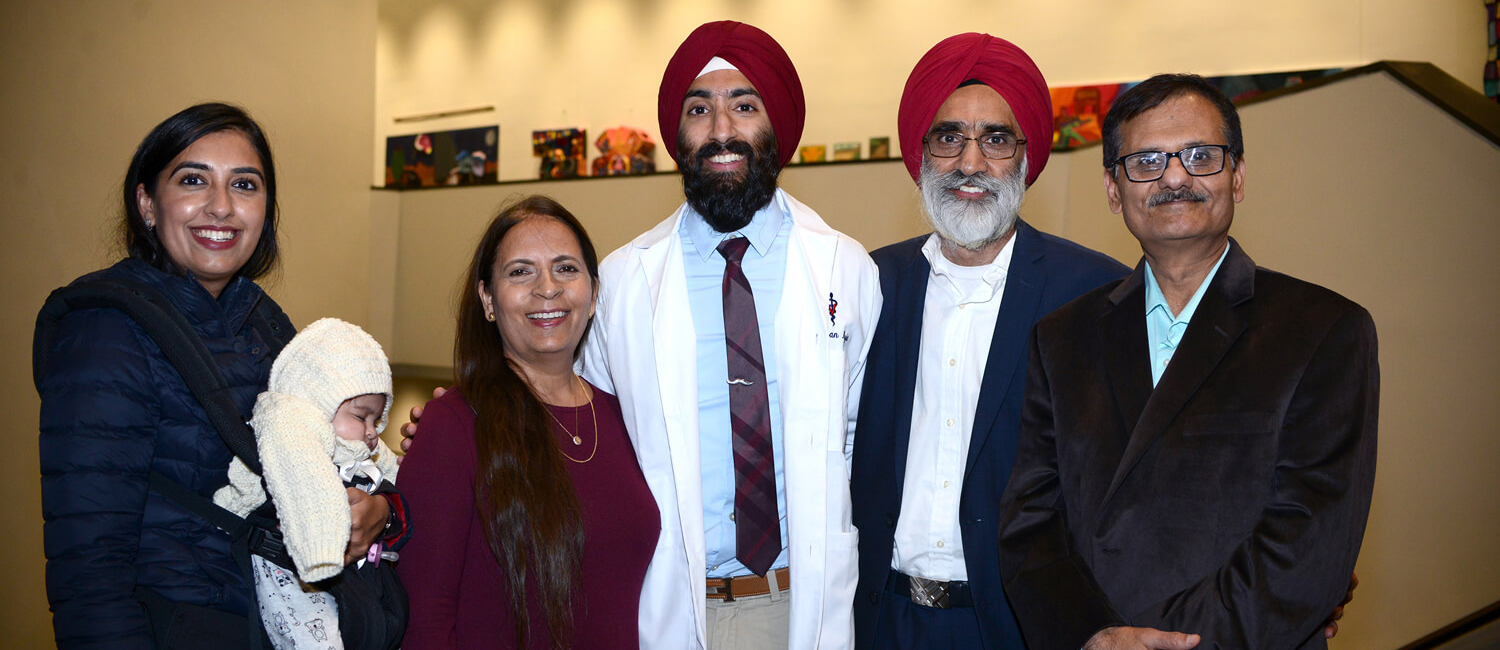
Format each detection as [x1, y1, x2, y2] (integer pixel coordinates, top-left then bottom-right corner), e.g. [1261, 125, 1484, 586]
[532, 128, 588, 179]
[1048, 68, 1341, 151]
[591, 126, 657, 176]
[385, 126, 498, 188]
[833, 142, 861, 161]
[868, 137, 891, 159]
[799, 145, 827, 164]
[1050, 84, 1122, 151]
[1211, 68, 1342, 103]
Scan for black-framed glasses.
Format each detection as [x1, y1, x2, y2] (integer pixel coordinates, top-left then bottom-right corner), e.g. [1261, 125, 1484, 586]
[1113, 145, 1230, 182]
[923, 131, 1026, 160]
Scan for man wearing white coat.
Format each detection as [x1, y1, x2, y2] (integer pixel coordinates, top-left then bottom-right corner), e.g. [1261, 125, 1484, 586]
[580, 20, 881, 650]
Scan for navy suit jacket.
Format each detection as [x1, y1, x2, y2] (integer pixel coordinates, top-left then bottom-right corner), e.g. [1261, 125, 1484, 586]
[851, 221, 1128, 649]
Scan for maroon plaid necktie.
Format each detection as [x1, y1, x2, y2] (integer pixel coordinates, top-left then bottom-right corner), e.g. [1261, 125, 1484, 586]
[717, 236, 780, 577]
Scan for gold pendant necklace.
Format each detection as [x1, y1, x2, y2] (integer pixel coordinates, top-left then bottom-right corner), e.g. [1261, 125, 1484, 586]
[546, 375, 597, 464]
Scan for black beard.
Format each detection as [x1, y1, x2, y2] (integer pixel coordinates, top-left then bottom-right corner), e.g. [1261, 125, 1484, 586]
[678, 130, 780, 233]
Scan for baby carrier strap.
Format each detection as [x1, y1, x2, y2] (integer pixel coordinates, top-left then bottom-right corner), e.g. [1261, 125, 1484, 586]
[144, 471, 294, 572]
[33, 278, 290, 475]
[33, 278, 297, 571]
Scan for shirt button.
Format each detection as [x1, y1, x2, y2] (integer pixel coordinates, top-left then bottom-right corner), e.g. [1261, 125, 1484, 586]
[937, 540, 946, 548]
[942, 480, 951, 488]
[947, 358, 956, 366]
[945, 418, 955, 427]
[958, 304, 967, 310]
[729, 512, 736, 522]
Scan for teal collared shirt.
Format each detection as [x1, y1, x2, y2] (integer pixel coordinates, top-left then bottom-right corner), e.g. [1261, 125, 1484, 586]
[1144, 245, 1230, 386]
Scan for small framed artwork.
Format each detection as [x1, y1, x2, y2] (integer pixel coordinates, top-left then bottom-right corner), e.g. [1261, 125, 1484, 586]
[385, 126, 498, 188]
[798, 145, 827, 164]
[532, 128, 588, 179]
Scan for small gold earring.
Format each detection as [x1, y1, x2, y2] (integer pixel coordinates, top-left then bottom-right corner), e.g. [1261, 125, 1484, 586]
[485, 312, 495, 322]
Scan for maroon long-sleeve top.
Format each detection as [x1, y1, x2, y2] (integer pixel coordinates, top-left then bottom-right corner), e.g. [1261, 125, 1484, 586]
[397, 385, 659, 649]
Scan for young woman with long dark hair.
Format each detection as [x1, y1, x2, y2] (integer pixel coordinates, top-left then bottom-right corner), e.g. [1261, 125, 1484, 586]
[397, 195, 659, 649]
[35, 103, 398, 649]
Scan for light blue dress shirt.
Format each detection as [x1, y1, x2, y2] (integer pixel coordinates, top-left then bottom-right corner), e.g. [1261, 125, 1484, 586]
[1144, 245, 1230, 386]
[681, 195, 791, 577]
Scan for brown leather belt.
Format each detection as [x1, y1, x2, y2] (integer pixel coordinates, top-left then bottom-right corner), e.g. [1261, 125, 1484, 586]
[706, 567, 791, 602]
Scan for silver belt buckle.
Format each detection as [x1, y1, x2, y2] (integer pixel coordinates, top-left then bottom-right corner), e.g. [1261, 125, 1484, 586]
[907, 575, 952, 609]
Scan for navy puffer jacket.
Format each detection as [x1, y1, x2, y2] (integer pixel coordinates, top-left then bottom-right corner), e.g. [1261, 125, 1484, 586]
[37, 258, 293, 649]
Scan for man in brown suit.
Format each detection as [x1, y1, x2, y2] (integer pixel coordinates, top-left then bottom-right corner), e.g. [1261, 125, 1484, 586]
[997, 74, 1378, 650]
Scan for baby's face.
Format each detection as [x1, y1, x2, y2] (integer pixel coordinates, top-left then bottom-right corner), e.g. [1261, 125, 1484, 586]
[333, 393, 387, 450]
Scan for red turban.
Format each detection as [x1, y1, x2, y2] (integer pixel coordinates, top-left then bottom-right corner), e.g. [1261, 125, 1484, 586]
[898, 33, 1052, 186]
[658, 21, 805, 169]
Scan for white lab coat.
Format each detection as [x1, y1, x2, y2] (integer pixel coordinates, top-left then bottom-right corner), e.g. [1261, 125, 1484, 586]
[580, 189, 881, 650]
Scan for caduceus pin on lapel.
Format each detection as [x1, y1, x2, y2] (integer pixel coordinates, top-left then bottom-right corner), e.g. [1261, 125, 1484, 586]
[828, 292, 847, 340]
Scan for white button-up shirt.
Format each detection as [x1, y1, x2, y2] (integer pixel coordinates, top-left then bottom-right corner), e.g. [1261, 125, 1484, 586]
[892, 233, 1015, 581]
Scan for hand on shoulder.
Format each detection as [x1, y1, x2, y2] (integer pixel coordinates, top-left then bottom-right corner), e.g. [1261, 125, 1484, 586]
[397, 385, 448, 459]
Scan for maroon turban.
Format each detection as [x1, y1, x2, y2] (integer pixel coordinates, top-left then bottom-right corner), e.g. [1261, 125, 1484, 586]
[658, 21, 805, 169]
[898, 33, 1052, 186]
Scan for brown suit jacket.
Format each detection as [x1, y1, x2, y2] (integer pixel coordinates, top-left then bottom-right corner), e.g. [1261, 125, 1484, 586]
[997, 240, 1378, 650]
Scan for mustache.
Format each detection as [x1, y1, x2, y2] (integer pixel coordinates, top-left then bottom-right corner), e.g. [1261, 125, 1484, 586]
[929, 168, 1008, 197]
[1147, 188, 1210, 208]
[693, 139, 757, 164]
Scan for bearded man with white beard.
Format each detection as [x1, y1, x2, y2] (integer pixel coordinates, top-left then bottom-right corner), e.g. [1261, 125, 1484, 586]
[848, 34, 1129, 650]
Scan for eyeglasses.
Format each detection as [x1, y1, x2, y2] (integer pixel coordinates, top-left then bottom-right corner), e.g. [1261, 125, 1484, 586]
[923, 131, 1026, 160]
[1112, 145, 1231, 182]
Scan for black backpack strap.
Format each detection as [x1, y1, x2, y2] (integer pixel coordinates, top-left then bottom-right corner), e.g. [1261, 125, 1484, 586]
[143, 471, 296, 572]
[33, 278, 263, 474]
[145, 470, 245, 533]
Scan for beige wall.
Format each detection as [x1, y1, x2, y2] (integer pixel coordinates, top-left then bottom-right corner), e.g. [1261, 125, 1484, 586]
[382, 163, 930, 366]
[1229, 73, 1500, 649]
[0, 2, 378, 647]
[373, 0, 1490, 183]
[384, 71, 1500, 649]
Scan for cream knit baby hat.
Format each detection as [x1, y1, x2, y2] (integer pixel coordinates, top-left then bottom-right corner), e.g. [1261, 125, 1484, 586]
[247, 317, 395, 582]
[268, 317, 393, 432]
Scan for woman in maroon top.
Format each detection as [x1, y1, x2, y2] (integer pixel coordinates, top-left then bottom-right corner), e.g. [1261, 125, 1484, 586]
[397, 195, 659, 649]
